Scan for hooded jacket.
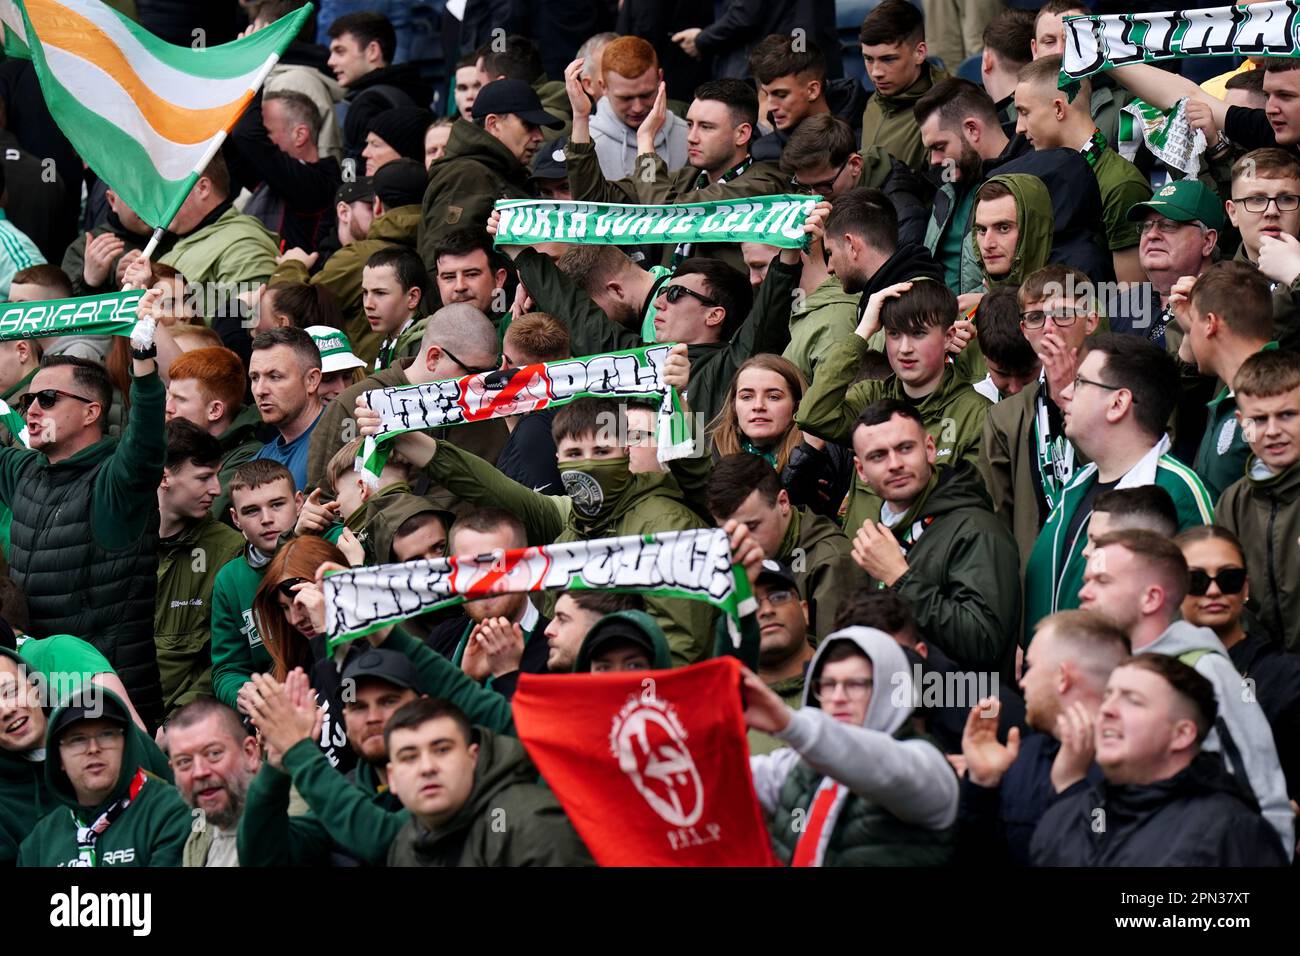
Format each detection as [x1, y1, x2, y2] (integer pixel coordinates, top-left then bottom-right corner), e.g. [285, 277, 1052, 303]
[588, 97, 689, 183]
[271, 204, 423, 367]
[1229, 625, 1300, 800]
[1217, 459, 1300, 653]
[573, 610, 675, 672]
[387, 727, 593, 867]
[1023, 435, 1215, 647]
[795, 341, 991, 537]
[17, 689, 190, 867]
[971, 173, 1054, 289]
[159, 205, 280, 290]
[861, 65, 949, 172]
[1137, 620, 1294, 858]
[423, 440, 716, 667]
[340, 62, 434, 161]
[1030, 752, 1286, 866]
[864, 465, 1021, 673]
[857, 147, 935, 249]
[418, 120, 536, 271]
[783, 276, 861, 384]
[749, 627, 959, 866]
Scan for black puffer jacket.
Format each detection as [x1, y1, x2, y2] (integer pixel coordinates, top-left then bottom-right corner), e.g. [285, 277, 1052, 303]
[1030, 752, 1288, 866]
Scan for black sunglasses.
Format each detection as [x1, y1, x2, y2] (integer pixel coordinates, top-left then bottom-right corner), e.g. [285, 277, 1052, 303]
[275, 576, 309, 600]
[442, 346, 497, 376]
[19, 388, 95, 414]
[663, 284, 719, 307]
[1188, 567, 1247, 597]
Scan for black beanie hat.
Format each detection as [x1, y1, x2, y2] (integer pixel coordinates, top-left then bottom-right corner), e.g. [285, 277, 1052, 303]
[368, 107, 437, 163]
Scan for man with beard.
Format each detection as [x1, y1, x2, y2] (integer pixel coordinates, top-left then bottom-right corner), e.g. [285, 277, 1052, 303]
[169, 698, 261, 867]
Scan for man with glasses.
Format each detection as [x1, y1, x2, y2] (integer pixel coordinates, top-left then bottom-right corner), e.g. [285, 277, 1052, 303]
[1077, 529, 1293, 859]
[1023, 334, 1214, 650]
[743, 625, 960, 866]
[980, 265, 1098, 567]
[1227, 148, 1300, 268]
[1125, 181, 1221, 351]
[305, 302, 508, 491]
[17, 689, 190, 867]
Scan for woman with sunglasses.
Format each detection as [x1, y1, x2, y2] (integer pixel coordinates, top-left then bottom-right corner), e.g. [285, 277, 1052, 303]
[710, 355, 852, 519]
[250, 536, 354, 773]
[1176, 526, 1300, 799]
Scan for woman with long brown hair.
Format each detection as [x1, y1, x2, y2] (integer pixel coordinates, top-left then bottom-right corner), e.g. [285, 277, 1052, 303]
[709, 355, 853, 518]
[251, 535, 352, 771]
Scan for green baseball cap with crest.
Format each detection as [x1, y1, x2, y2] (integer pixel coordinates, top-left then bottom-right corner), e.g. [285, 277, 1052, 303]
[1126, 179, 1225, 231]
[307, 325, 367, 373]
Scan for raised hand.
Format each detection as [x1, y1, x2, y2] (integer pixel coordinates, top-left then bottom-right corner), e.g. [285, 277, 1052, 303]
[1051, 700, 1097, 793]
[962, 698, 1020, 787]
[83, 231, 127, 288]
[662, 343, 690, 390]
[636, 81, 669, 154]
[851, 520, 909, 586]
[563, 57, 593, 123]
[723, 518, 766, 588]
[295, 487, 340, 535]
[739, 665, 791, 734]
[856, 281, 913, 341]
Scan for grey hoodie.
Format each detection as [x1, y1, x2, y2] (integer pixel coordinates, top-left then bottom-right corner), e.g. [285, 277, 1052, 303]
[589, 98, 689, 182]
[749, 627, 959, 865]
[1138, 620, 1294, 859]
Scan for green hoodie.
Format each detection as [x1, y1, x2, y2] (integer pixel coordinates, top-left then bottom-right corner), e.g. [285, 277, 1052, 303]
[209, 548, 274, 709]
[795, 338, 991, 535]
[971, 173, 1055, 289]
[861, 65, 948, 171]
[213, 405, 264, 523]
[17, 689, 190, 867]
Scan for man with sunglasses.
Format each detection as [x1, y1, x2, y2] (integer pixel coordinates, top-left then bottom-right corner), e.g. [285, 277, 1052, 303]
[1078, 529, 1293, 859]
[0, 308, 167, 727]
[747, 560, 814, 757]
[980, 265, 1097, 567]
[1022, 334, 1214, 651]
[305, 302, 508, 491]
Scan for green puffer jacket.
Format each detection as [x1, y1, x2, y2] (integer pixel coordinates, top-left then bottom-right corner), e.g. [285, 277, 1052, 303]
[783, 276, 862, 383]
[795, 341, 991, 535]
[155, 515, 245, 714]
[1216, 458, 1300, 653]
[387, 727, 594, 867]
[17, 689, 190, 867]
[860, 65, 948, 171]
[424, 440, 717, 666]
[513, 248, 801, 431]
[213, 405, 264, 523]
[271, 205, 422, 366]
[418, 121, 535, 271]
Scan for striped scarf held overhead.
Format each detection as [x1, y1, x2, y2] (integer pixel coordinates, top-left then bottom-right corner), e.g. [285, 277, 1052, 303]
[671, 157, 753, 268]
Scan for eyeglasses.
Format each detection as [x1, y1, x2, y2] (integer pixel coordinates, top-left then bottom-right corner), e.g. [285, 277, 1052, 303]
[1231, 194, 1300, 213]
[1020, 308, 1085, 330]
[1188, 567, 1247, 597]
[756, 588, 797, 608]
[276, 576, 309, 599]
[1137, 219, 1200, 236]
[662, 284, 719, 307]
[812, 677, 872, 701]
[1072, 374, 1131, 398]
[60, 728, 126, 754]
[442, 346, 497, 376]
[790, 156, 850, 195]
[19, 388, 95, 414]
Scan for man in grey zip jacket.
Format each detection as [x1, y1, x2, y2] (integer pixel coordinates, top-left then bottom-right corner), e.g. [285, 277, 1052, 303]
[1080, 530, 1294, 859]
[745, 627, 959, 866]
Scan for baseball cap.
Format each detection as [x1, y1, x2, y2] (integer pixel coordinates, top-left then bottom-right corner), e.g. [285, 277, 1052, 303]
[1126, 179, 1225, 231]
[336, 175, 376, 205]
[582, 616, 658, 663]
[49, 693, 130, 740]
[306, 325, 367, 373]
[341, 647, 421, 692]
[373, 158, 428, 209]
[472, 79, 565, 129]
[531, 137, 569, 181]
[756, 559, 798, 592]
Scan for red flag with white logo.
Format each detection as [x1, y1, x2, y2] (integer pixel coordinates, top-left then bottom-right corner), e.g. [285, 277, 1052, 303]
[511, 657, 777, 866]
